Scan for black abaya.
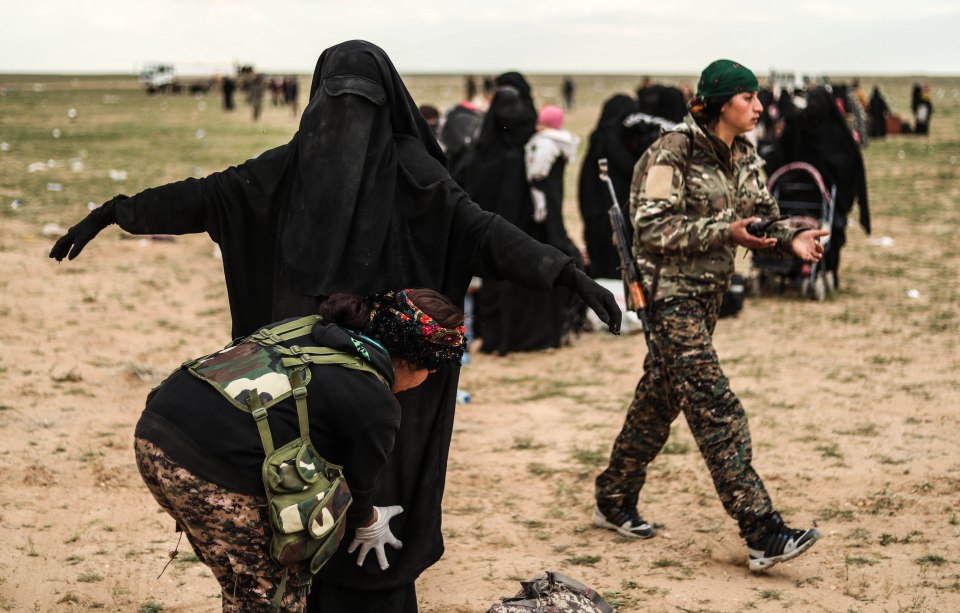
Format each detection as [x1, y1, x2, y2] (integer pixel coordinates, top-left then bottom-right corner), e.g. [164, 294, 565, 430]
[775, 86, 870, 287]
[456, 80, 574, 355]
[78, 41, 608, 602]
[577, 94, 641, 279]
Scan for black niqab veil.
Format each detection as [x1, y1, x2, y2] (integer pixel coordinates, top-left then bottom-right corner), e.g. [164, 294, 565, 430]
[281, 40, 448, 298]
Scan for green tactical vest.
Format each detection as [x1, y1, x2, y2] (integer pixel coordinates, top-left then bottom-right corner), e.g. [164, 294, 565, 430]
[182, 315, 389, 610]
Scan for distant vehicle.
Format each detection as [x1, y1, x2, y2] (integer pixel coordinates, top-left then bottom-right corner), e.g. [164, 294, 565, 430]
[138, 62, 246, 95]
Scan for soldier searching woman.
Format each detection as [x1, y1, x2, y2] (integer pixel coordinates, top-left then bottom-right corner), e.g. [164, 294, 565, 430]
[592, 59, 829, 571]
[135, 289, 466, 612]
[49, 40, 621, 612]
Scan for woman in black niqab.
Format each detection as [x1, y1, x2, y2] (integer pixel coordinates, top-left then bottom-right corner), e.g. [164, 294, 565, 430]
[577, 94, 641, 278]
[49, 40, 621, 613]
[282, 41, 447, 300]
[776, 86, 870, 288]
[456, 77, 581, 355]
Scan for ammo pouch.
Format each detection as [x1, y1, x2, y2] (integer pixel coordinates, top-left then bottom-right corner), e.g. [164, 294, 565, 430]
[185, 315, 388, 610]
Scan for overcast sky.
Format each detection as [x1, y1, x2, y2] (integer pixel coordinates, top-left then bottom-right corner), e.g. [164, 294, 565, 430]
[4, 0, 958, 75]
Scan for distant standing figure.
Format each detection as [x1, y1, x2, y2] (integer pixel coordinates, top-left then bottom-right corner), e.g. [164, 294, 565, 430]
[464, 75, 478, 102]
[867, 86, 890, 138]
[525, 105, 585, 333]
[283, 76, 300, 118]
[457, 74, 583, 355]
[270, 76, 283, 106]
[914, 85, 933, 135]
[577, 94, 641, 279]
[222, 76, 236, 111]
[562, 76, 575, 110]
[249, 74, 265, 121]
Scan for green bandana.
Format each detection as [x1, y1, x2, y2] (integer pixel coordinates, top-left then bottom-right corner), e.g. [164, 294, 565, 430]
[695, 59, 758, 99]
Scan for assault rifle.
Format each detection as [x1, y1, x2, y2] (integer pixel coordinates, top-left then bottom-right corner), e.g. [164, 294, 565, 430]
[598, 158, 664, 380]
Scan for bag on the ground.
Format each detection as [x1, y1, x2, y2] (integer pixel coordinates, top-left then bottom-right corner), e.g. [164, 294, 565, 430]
[487, 571, 613, 613]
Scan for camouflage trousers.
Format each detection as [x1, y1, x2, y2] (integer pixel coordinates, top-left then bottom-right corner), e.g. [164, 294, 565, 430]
[594, 296, 773, 542]
[134, 438, 306, 612]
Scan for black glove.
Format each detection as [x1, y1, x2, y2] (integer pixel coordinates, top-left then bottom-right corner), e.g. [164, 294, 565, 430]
[49, 199, 119, 261]
[555, 262, 622, 334]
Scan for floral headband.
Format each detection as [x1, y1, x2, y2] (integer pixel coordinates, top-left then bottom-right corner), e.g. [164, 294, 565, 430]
[367, 290, 466, 370]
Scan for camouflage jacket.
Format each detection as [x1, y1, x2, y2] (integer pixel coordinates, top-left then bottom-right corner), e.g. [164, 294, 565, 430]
[629, 115, 798, 300]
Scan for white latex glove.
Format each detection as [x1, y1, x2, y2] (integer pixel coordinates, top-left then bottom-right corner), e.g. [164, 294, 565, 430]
[347, 505, 403, 570]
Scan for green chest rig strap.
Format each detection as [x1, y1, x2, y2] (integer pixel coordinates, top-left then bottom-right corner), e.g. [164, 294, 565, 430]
[224, 316, 389, 611]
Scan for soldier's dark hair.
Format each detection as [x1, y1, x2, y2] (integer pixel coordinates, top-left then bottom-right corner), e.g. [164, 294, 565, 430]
[692, 94, 735, 127]
[317, 292, 372, 330]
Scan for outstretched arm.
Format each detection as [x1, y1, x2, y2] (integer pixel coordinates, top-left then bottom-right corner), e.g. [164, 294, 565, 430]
[468, 210, 621, 334]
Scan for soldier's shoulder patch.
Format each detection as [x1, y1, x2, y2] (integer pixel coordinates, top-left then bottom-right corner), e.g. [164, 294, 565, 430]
[642, 165, 675, 200]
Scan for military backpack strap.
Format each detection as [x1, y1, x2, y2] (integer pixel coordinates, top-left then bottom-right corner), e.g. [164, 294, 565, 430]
[248, 315, 322, 346]
[290, 368, 311, 442]
[247, 388, 275, 456]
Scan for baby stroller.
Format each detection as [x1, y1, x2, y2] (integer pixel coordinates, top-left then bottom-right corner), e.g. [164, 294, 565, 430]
[752, 162, 835, 301]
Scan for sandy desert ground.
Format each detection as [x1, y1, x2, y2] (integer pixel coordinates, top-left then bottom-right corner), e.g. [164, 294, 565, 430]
[0, 73, 958, 612]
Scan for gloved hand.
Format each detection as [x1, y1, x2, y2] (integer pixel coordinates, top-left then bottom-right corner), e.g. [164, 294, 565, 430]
[49, 199, 118, 261]
[556, 262, 622, 334]
[347, 505, 403, 570]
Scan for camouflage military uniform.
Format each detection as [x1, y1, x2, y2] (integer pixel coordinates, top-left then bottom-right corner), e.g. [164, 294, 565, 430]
[596, 116, 799, 543]
[135, 438, 307, 613]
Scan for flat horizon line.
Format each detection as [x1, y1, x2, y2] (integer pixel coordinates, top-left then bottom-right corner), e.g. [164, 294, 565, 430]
[2, 70, 958, 78]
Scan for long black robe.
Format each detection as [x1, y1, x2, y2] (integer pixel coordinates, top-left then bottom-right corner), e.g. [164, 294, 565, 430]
[577, 94, 641, 279]
[456, 79, 574, 355]
[775, 86, 870, 287]
[110, 41, 579, 592]
[868, 87, 889, 138]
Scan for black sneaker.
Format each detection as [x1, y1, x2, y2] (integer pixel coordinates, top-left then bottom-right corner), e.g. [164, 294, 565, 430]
[747, 512, 820, 571]
[593, 497, 655, 539]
